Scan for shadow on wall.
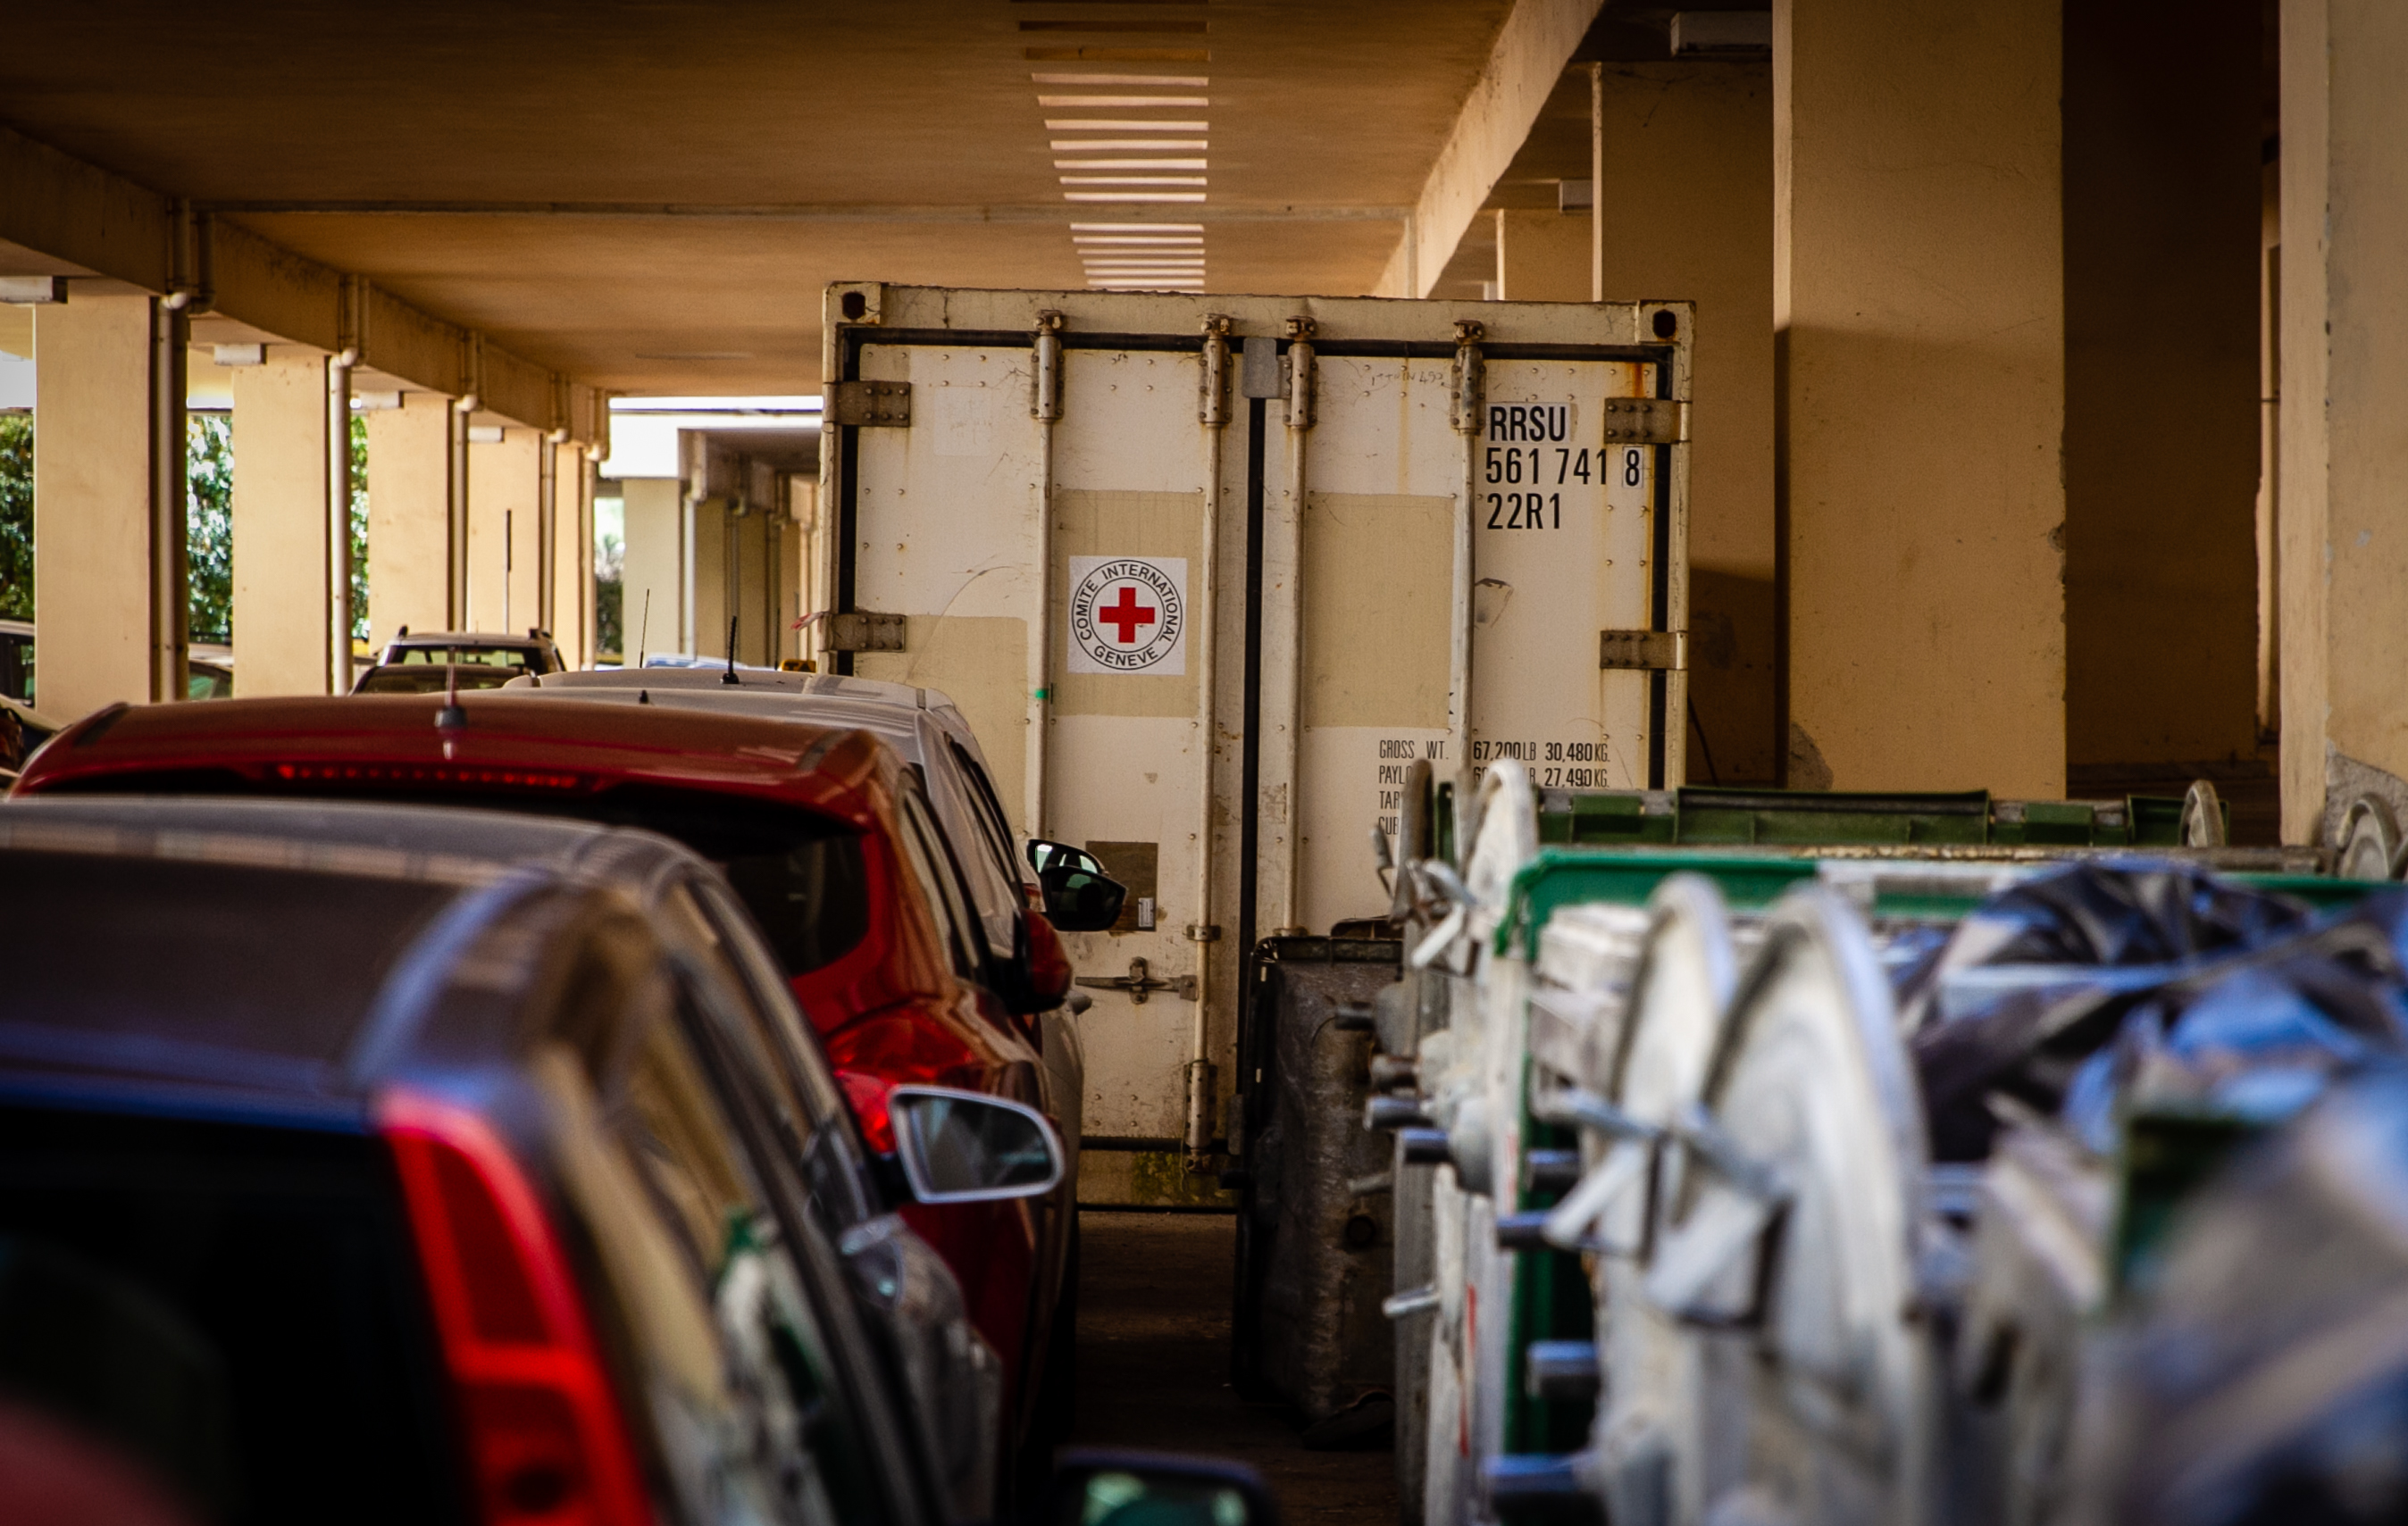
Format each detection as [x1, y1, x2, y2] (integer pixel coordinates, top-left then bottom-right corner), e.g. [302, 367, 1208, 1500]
[1685, 567, 1777, 787]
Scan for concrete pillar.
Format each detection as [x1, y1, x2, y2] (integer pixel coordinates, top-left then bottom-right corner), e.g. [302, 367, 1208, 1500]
[1596, 61, 1776, 784]
[690, 495, 727, 662]
[1492, 208, 1591, 301]
[787, 477, 816, 666]
[466, 427, 540, 636]
[549, 441, 592, 665]
[230, 349, 336, 696]
[2278, 0, 2408, 843]
[730, 499, 770, 666]
[366, 393, 456, 643]
[1774, 0, 2064, 795]
[31, 292, 184, 719]
[619, 477, 682, 666]
[2061, 0, 2262, 797]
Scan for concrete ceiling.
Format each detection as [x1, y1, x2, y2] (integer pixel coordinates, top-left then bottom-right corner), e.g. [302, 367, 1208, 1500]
[0, 1, 1537, 396]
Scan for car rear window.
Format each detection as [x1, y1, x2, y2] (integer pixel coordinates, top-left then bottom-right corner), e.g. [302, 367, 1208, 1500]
[353, 665, 523, 695]
[0, 1105, 464, 1526]
[0, 851, 457, 1066]
[36, 774, 876, 981]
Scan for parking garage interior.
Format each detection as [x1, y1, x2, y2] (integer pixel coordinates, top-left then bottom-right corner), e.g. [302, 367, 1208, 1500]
[6, 3, 2408, 1524]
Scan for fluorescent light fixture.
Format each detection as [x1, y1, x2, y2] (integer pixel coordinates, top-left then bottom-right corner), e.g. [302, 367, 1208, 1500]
[1060, 176, 1208, 186]
[1047, 119, 1208, 131]
[1071, 222, 1205, 232]
[0, 277, 63, 304]
[1031, 72, 1208, 86]
[1064, 192, 1208, 202]
[1056, 158, 1208, 170]
[468, 424, 506, 445]
[211, 344, 265, 367]
[1036, 96, 1208, 107]
[350, 391, 404, 411]
[1051, 139, 1207, 150]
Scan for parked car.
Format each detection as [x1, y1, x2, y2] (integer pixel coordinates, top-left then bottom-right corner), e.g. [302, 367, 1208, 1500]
[507, 666, 1123, 1170]
[0, 616, 31, 705]
[354, 662, 533, 696]
[187, 642, 234, 700]
[13, 694, 1083, 1474]
[0, 794, 1078, 1526]
[378, 626, 565, 675]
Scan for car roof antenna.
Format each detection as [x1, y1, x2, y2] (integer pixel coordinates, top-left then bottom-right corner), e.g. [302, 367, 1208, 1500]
[722, 616, 740, 685]
[435, 662, 468, 732]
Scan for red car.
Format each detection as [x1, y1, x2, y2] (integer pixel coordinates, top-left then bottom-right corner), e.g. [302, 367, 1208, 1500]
[13, 693, 1080, 1469]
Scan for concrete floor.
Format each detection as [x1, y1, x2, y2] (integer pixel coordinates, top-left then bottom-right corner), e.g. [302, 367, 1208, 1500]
[1068, 1211, 1397, 1526]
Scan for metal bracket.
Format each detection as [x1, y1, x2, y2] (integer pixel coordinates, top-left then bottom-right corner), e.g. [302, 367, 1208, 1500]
[1185, 922, 1222, 942]
[820, 611, 906, 652]
[1600, 630, 1687, 671]
[1601, 396, 1686, 445]
[1074, 955, 1195, 1004]
[828, 380, 911, 427]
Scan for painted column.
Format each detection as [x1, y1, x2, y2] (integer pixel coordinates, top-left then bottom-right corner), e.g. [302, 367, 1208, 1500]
[230, 348, 335, 696]
[1596, 59, 1777, 784]
[466, 426, 541, 636]
[365, 392, 456, 644]
[1492, 207, 1590, 301]
[549, 440, 593, 664]
[31, 292, 183, 719]
[1775, 0, 2065, 795]
[618, 476, 683, 668]
[2278, 0, 2408, 843]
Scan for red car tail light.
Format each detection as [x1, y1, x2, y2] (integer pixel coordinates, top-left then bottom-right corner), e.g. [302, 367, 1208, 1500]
[823, 1013, 991, 1153]
[380, 1088, 652, 1526]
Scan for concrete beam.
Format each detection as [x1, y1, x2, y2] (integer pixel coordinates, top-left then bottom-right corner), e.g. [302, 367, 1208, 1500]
[1373, 0, 1606, 298]
[0, 121, 594, 438]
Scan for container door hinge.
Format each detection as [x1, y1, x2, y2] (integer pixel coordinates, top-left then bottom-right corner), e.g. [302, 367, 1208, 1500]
[1601, 397, 1687, 445]
[821, 611, 907, 652]
[1600, 630, 1687, 671]
[829, 380, 911, 427]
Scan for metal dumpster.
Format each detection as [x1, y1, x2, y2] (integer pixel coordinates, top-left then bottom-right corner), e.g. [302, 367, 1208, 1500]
[1229, 931, 1405, 1431]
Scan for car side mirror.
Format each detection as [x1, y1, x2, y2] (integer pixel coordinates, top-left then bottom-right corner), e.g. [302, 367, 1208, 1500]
[1039, 863, 1127, 934]
[1046, 1450, 1280, 1526]
[1027, 839, 1127, 932]
[888, 1086, 1065, 1204]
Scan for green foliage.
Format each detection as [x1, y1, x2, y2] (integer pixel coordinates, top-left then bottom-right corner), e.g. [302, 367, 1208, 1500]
[0, 414, 29, 621]
[350, 413, 369, 639]
[188, 414, 234, 643]
[596, 525, 624, 660]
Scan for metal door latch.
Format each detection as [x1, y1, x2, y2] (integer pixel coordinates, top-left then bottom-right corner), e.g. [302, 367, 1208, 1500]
[1074, 956, 1197, 1004]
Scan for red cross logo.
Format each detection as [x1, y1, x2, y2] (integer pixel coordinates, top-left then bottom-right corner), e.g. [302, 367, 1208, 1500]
[1098, 585, 1158, 645]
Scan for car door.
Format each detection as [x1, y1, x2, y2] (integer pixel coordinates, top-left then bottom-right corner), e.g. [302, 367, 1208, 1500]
[529, 934, 927, 1526]
[656, 870, 1005, 1520]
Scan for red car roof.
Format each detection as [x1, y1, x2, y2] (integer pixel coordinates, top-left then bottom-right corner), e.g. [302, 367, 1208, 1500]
[19, 694, 891, 825]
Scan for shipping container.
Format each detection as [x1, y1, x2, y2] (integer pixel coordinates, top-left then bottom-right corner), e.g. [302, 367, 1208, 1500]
[815, 285, 1693, 1203]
